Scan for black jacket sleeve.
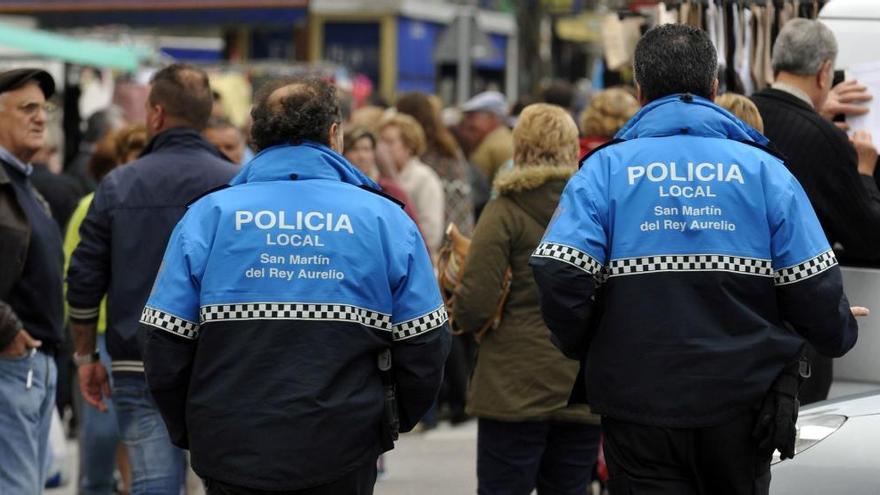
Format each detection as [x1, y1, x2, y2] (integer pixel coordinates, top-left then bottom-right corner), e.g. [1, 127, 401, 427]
[530, 257, 599, 361]
[390, 228, 452, 432]
[777, 266, 858, 358]
[823, 125, 880, 262]
[392, 323, 451, 432]
[0, 300, 21, 350]
[770, 176, 858, 358]
[142, 324, 195, 448]
[67, 184, 112, 323]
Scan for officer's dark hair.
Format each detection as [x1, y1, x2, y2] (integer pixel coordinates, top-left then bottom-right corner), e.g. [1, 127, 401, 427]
[250, 77, 341, 152]
[148, 63, 213, 130]
[634, 24, 718, 103]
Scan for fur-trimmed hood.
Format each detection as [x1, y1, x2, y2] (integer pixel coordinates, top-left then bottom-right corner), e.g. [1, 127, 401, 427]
[493, 164, 576, 195]
[492, 164, 575, 225]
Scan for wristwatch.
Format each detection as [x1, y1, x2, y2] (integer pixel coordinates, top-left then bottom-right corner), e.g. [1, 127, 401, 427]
[73, 350, 100, 366]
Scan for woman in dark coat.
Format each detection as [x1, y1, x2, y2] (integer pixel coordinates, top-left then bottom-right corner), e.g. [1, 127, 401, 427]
[455, 103, 601, 495]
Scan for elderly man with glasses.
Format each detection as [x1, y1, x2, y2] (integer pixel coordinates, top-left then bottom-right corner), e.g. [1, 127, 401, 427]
[0, 67, 64, 494]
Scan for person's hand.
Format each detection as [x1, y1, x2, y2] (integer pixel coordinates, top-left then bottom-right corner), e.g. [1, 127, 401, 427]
[0, 329, 41, 358]
[850, 130, 878, 176]
[78, 362, 111, 412]
[823, 80, 872, 130]
[852, 306, 870, 317]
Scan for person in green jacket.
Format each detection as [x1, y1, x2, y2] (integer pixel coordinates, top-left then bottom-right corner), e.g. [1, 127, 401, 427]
[455, 103, 601, 495]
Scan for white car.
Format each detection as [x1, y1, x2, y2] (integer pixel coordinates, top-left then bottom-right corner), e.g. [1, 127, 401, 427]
[771, 391, 880, 494]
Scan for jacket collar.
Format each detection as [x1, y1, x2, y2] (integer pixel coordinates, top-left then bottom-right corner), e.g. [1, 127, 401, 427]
[0, 145, 32, 176]
[770, 82, 814, 109]
[140, 127, 229, 160]
[754, 87, 816, 113]
[616, 93, 769, 145]
[493, 164, 575, 196]
[230, 142, 380, 190]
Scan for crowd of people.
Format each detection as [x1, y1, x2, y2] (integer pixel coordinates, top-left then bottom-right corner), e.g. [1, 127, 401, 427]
[0, 15, 874, 495]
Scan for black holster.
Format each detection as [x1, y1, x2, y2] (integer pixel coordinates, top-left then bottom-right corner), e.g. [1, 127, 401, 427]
[753, 354, 811, 459]
[378, 348, 399, 451]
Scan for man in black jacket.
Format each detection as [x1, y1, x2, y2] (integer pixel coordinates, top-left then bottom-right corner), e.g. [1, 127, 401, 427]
[67, 64, 237, 494]
[752, 18, 879, 405]
[0, 68, 63, 495]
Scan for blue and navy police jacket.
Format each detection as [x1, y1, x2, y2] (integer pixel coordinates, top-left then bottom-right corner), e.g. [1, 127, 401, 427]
[139, 143, 451, 491]
[530, 94, 858, 428]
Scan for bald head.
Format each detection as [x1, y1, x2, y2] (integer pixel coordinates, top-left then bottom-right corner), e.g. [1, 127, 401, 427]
[250, 77, 342, 152]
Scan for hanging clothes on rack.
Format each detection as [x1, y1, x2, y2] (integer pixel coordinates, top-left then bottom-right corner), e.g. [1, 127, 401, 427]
[779, 0, 796, 29]
[716, 1, 728, 76]
[686, 1, 703, 28]
[739, 6, 755, 94]
[750, 4, 767, 92]
[657, 0, 826, 95]
[761, 3, 775, 88]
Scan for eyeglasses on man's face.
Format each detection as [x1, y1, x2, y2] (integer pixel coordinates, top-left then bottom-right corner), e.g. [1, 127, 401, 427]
[16, 101, 57, 117]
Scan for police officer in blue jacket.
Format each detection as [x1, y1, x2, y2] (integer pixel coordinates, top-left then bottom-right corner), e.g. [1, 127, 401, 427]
[140, 78, 451, 494]
[531, 25, 860, 494]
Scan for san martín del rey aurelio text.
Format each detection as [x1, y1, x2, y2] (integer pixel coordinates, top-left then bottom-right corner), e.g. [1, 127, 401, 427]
[628, 161, 744, 233]
[235, 209, 354, 281]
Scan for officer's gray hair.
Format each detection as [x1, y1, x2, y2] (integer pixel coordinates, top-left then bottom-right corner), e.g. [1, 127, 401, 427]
[772, 19, 837, 76]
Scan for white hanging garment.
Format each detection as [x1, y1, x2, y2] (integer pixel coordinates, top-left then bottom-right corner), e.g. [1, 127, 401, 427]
[716, 0, 727, 72]
[740, 6, 755, 95]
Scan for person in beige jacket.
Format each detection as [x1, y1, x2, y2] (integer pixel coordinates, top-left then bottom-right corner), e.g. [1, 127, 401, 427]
[455, 103, 600, 495]
[378, 113, 445, 253]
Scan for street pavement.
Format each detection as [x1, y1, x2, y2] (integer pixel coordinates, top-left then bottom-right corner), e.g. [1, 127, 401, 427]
[47, 421, 479, 495]
[45, 382, 879, 494]
[378, 421, 478, 495]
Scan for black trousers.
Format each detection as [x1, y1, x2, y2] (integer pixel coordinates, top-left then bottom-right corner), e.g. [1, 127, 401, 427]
[477, 418, 602, 495]
[204, 463, 377, 495]
[602, 413, 773, 495]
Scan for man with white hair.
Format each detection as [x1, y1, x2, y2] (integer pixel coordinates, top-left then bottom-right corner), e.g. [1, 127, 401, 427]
[0, 68, 63, 494]
[753, 18, 880, 404]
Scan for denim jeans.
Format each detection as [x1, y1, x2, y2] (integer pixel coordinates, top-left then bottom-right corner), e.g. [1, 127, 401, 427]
[79, 335, 120, 495]
[113, 373, 185, 495]
[0, 348, 58, 494]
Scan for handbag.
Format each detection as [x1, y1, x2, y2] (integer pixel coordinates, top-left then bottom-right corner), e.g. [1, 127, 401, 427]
[436, 223, 512, 342]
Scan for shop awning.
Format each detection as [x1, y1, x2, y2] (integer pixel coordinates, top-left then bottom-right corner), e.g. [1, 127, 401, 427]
[0, 21, 148, 71]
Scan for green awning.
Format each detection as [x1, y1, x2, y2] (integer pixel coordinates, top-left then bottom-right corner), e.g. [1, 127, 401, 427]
[0, 22, 148, 71]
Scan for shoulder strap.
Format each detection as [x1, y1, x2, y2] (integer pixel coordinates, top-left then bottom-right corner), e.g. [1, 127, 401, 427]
[735, 138, 790, 164]
[358, 184, 406, 209]
[578, 138, 627, 169]
[186, 184, 230, 207]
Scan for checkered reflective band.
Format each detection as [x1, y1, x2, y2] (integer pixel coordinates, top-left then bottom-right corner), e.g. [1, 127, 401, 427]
[199, 302, 393, 332]
[774, 249, 837, 286]
[392, 306, 448, 341]
[606, 254, 774, 278]
[533, 242, 603, 275]
[140, 307, 200, 340]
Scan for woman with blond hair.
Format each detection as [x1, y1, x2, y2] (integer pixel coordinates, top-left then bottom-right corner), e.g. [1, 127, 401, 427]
[716, 92, 765, 133]
[579, 87, 640, 156]
[378, 112, 445, 252]
[455, 103, 601, 494]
